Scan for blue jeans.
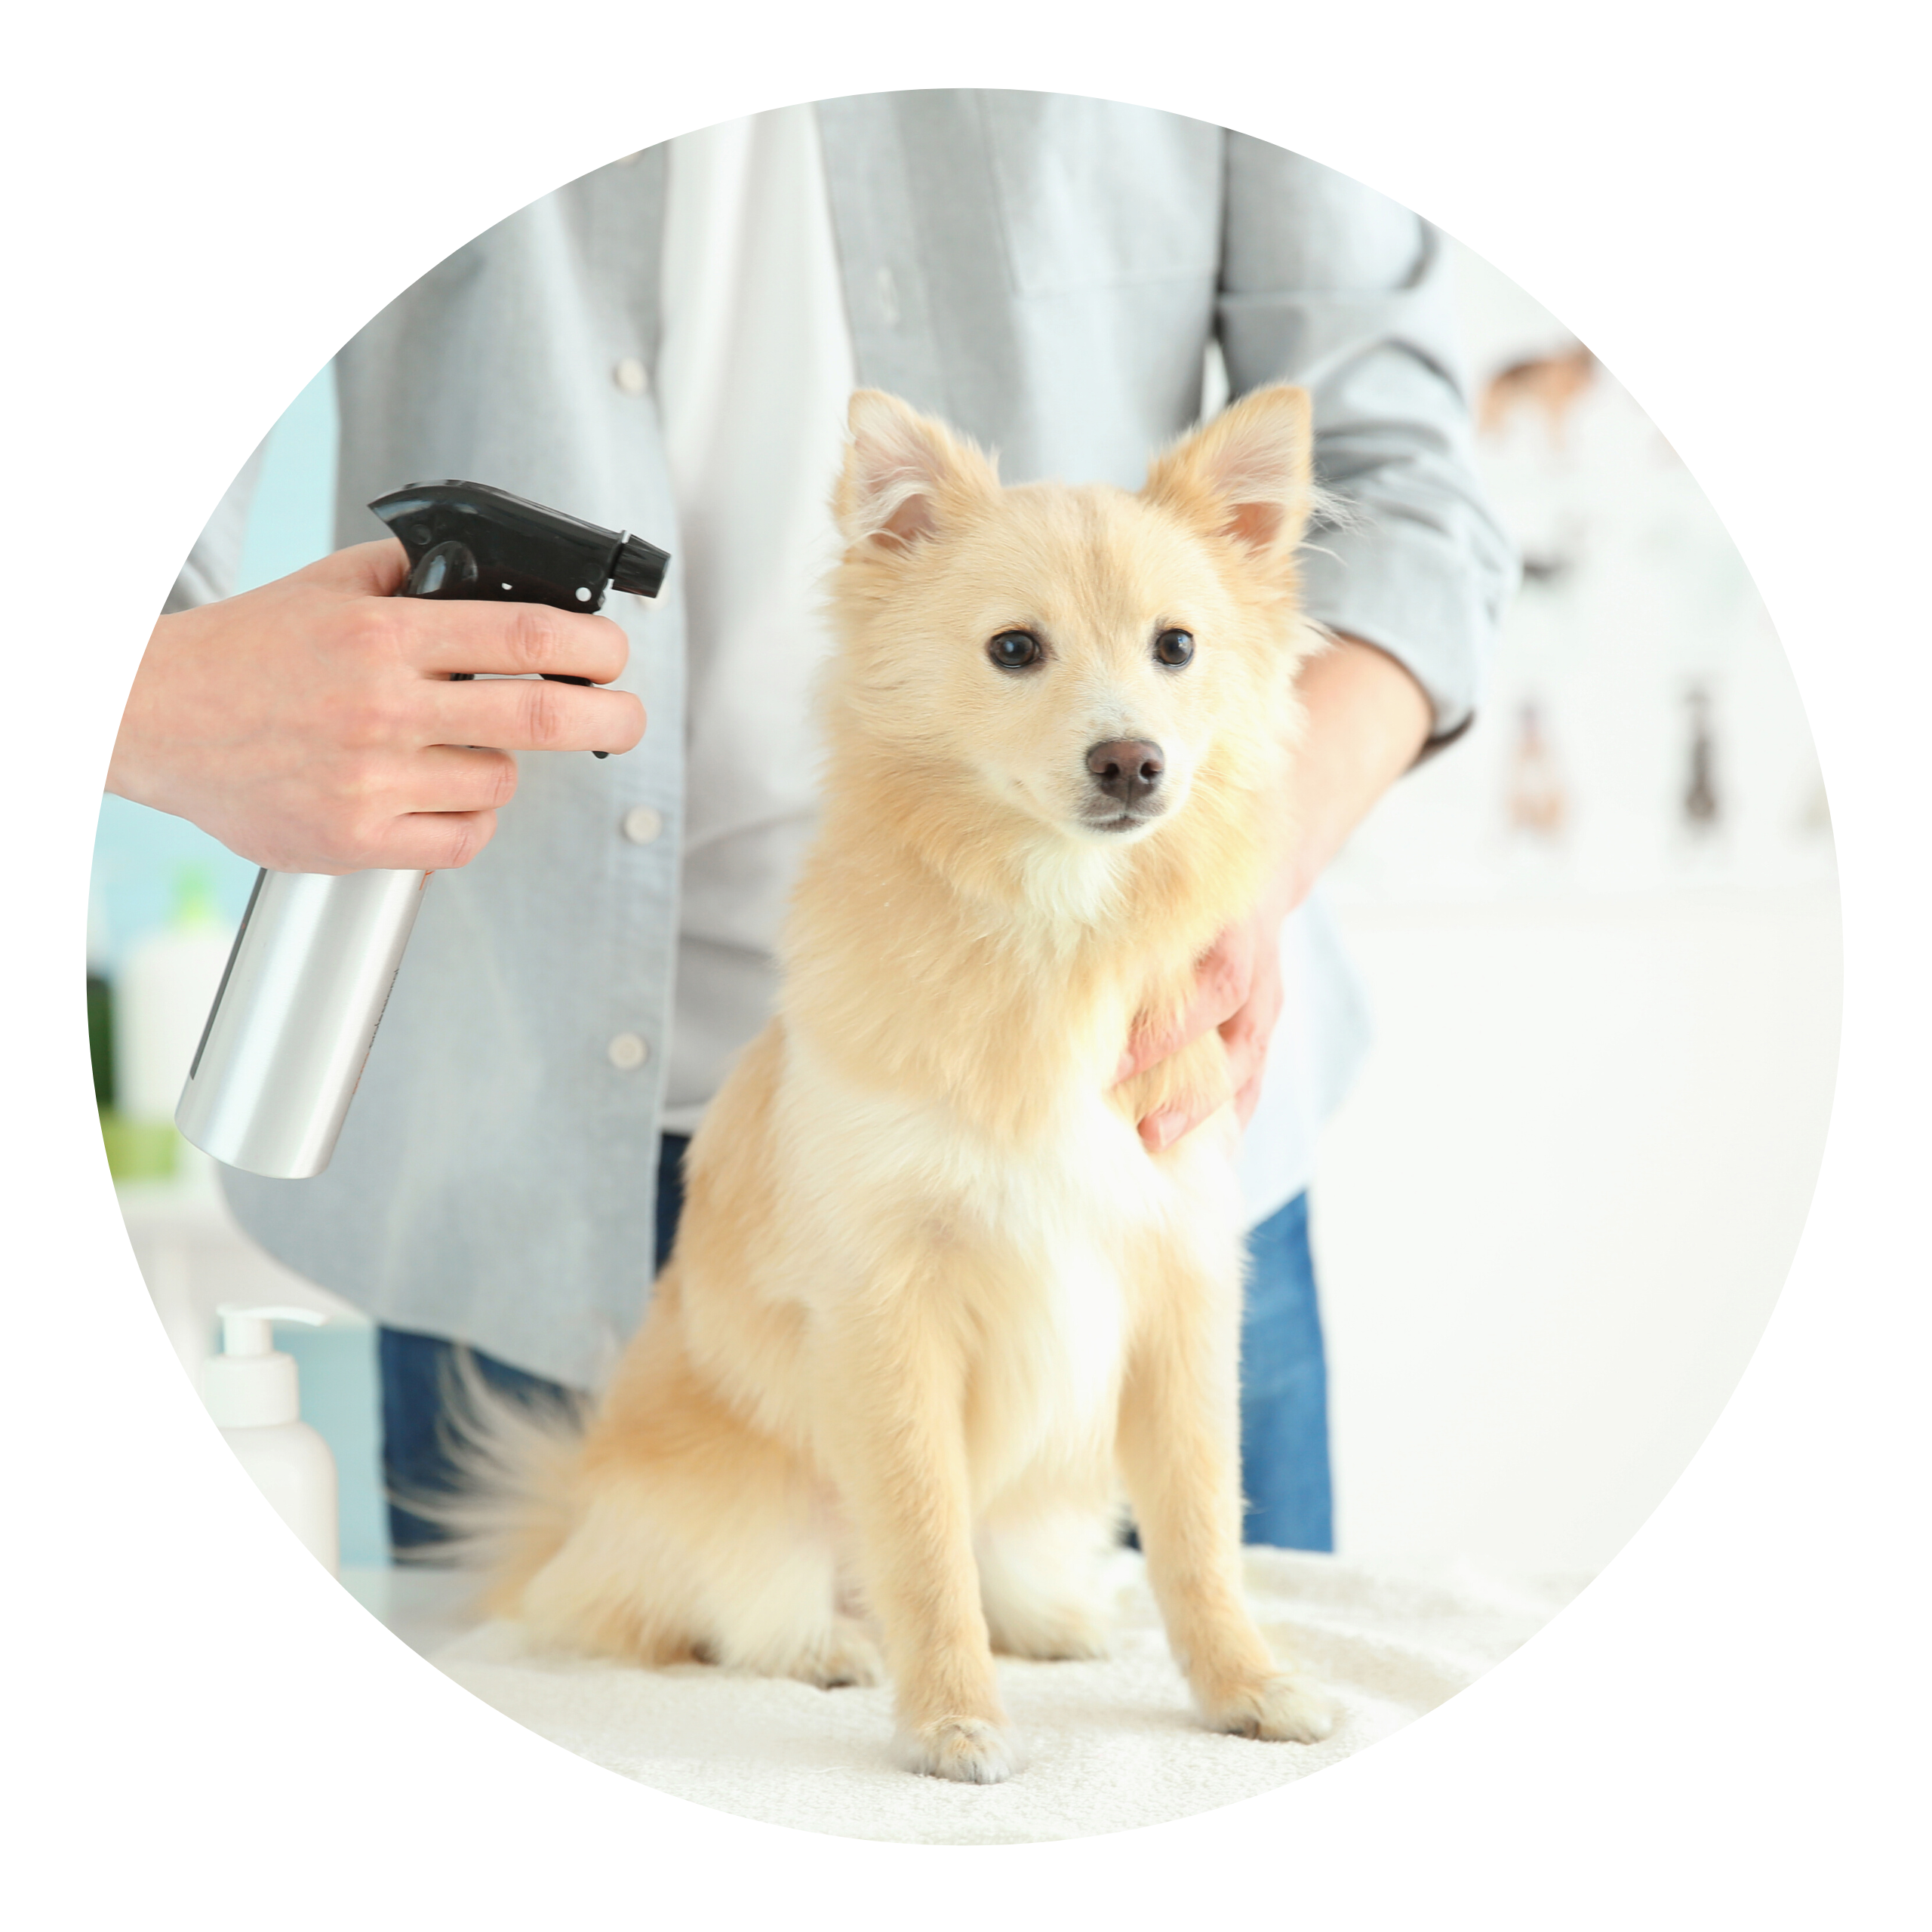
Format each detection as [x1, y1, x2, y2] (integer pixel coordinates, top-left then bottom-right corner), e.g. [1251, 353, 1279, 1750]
[383, 1136, 1333, 1552]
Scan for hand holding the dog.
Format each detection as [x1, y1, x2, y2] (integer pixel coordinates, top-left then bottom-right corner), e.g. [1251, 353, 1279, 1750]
[109, 539, 646, 875]
[1116, 888, 1293, 1149]
[1113, 634, 1435, 1151]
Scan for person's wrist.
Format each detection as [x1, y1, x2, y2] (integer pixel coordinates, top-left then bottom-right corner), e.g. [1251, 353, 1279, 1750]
[107, 606, 211, 811]
[1274, 632, 1432, 910]
[106, 617, 177, 808]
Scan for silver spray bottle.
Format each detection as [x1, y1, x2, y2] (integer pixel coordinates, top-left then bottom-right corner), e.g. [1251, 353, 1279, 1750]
[175, 481, 669, 1179]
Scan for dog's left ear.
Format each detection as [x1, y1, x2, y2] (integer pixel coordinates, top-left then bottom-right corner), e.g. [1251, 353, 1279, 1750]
[835, 390, 999, 555]
[1143, 383, 1315, 572]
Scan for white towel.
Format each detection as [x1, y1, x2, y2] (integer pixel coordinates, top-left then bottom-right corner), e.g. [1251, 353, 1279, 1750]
[414, 1549, 1586, 1844]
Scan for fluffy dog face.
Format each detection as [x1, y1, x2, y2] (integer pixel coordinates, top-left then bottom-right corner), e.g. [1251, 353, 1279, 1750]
[877, 486, 1252, 844]
[826, 386, 1318, 852]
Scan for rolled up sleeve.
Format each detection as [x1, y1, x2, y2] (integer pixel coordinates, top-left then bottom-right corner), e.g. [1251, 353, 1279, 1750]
[1218, 139, 1518, 744]
[162, 438, 267, 614]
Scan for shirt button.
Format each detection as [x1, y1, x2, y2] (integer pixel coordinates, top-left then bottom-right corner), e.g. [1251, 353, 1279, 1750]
[621, 804, 663, 845]
[613, 356, 648, 396]
[607, 1032, 649, 1071]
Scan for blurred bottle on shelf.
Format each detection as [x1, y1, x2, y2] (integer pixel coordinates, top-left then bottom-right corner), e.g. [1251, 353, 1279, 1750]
[1683, 685, 1721, 834]
[86, 886, 115, 1115]
[203, 1305, 340, 1576]
[1478, 344, 1595, 590]
[1795, 770, 1832, 840]
[105, 865, 235, 1186]
[1479, 343, 1597, 447]
[1506, 699, 1569, 840]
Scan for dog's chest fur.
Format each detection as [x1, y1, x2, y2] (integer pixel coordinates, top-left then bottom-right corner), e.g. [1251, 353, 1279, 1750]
[778, 1026, 1239, 1499]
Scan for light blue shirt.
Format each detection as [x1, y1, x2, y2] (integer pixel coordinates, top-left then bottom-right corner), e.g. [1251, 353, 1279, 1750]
[177, 94, 1516, 1389]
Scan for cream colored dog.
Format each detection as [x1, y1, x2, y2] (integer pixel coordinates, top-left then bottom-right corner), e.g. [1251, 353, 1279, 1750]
[450, 383, 1339, 1783]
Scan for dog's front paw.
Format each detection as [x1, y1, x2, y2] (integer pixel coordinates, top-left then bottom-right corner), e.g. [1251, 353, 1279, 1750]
[897, 1715, 1023, 1783]
[1201, 1672, 1337, 1744]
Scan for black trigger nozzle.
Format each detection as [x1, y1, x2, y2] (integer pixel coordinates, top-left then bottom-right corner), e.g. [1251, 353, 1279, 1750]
[611, 534, 671, 598]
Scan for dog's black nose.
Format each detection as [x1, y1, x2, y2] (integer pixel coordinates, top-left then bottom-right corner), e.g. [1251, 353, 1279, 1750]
[1086, 739, 1164, 804]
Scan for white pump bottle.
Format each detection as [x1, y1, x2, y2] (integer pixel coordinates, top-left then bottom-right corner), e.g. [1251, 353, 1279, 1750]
[201, 1305, 339, 1576]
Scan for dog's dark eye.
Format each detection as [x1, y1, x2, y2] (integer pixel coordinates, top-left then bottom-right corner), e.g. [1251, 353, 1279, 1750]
[1154, 629, 1195, 667]
[988, 630, 1043, 672]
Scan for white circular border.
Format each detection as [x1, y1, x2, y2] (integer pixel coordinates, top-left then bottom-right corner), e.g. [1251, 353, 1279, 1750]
[56, 56, 1870, 1870]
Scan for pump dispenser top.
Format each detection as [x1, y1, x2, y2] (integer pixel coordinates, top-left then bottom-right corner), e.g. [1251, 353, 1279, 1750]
[202, 1305, 338, 1574]
[202, 1305, 318, 1426]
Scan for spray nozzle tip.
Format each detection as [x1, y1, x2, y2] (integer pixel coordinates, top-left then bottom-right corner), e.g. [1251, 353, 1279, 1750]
[610, 534, 670, 599]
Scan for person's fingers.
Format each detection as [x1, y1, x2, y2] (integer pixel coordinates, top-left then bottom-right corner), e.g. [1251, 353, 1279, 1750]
[389, 743, 521, 815]
[1217, 938, 1283, 1130]
[269, 749, 516, 870]
[417, 675, 646, 755]
[1115, 928, 1255, 1084]
[1218, 1017, 1271, 1126]
[1232, 1067, 1266, 1129]
[298, 543, 635, 682]
[298, 805, 502, 875]
[1137, 1019, 1266, 1152]
[389, 597, 634, 685]
[1131, 908, 1284, 1149]
[376, 808, 502, 874]
[1117, 1015, 1193, 1088]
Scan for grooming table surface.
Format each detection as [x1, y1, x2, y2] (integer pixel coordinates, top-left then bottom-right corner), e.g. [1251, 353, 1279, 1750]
[377, 1549, 1585, 1844]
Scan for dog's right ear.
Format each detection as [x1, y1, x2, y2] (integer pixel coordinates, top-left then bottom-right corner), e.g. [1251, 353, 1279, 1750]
[835, 391, 998, 554]
[1142, 383, 1316, 577]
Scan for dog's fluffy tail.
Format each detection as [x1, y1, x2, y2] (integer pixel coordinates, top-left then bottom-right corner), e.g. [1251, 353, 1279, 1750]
[392, 1349, 591, 1614]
